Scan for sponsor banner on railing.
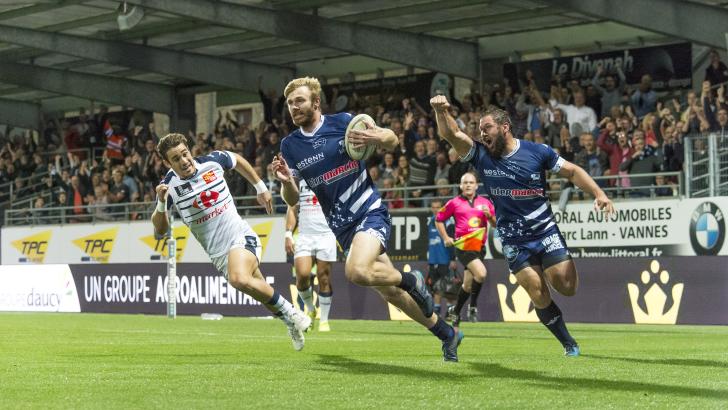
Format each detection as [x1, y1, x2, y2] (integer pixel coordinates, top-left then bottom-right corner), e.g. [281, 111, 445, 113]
[548, 197, 727, 258]
[387, 198, 728, 260]
[2, 198, 726, 265]
[1, 216, 288, 265]
[0, 258, 726, 325]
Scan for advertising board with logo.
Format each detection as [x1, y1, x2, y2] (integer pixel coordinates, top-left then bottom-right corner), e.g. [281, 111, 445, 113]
[0, 258, 725, 324]
[1, 216, 287, 265]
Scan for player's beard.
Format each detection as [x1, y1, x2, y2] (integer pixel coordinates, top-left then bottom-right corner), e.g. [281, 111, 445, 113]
[485, 129, 506, 158]
[292, 106, 315, 128]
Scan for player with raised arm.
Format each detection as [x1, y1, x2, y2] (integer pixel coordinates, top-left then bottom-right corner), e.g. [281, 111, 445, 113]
[431, 96, 615, 357]
[273, 77, 463, 362]
[436, 172, 495, 327]
[152, 133, 311, 350]
[285, 179, 337, 332]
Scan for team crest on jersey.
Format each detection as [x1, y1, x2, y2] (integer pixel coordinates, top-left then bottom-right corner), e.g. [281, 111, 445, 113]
[175, 182, 193, 196]
[338, 140, 346, 154]
[192, 190, 220, 209]
[202, 170, 217, 184]
[312, 138, 326, 149]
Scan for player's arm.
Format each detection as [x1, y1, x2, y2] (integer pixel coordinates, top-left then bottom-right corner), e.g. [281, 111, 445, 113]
[430, 95, 473, 157]
[347, 123, 397, 151]
[272, 153, 299, 206]
[435, 220, 455, 247]
[557, 160, 615, 214]
[284, 205, 298, 255]
[152, 184, 170, 238]
[231, 152, 272, 214]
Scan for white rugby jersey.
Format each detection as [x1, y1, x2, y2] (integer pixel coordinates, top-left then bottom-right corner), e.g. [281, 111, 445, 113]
[297, 179, 333, 235]
[163, 151, 251, 258]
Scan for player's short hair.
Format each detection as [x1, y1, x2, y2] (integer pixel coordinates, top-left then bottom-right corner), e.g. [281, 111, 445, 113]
[483, 106, 513, 133]
[284, 77, 322, 102]
[157, 133, 189, 161]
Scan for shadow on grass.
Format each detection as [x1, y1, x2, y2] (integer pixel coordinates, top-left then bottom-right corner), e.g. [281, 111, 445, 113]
[314, 354, 468, 380]
[314, 355, 728, 400]
[465, 362, 728, 400]
[344, 329, 543, 341]
[583, 354, 728, 369]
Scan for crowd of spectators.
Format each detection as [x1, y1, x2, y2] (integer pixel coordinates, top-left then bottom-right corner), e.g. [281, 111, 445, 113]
[4, 49, 728, 223]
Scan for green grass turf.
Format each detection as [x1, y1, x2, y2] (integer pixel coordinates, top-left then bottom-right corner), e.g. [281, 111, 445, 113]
[1, 313, 727, 409]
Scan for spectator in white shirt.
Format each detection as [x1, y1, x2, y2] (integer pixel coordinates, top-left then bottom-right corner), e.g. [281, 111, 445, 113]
[550, 89, 597, 137]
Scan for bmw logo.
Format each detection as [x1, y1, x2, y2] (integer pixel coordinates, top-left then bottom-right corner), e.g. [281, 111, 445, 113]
[689, 202, 725, 255]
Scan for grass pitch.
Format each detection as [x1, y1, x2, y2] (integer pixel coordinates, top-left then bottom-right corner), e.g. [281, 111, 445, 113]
[1, 313, 727, 409]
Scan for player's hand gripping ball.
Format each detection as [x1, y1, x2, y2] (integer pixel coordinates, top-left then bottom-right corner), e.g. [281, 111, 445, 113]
[345, 113, 378, 160]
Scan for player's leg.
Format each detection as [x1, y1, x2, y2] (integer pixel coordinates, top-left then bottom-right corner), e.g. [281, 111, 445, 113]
[514, 263, 578, 356]
[427, 264, 446, 316]
[293, 234, 317, 315]
[541, 244, 579, 356]
[466, 257, 487, 322]
[314, 232, 337, 331]
[226, 238, 310, 351]
[294, 255, 316, 313]
[448, 268, 470, 325]
[227, 247, 276, 303]
[315, 259, 333, 331]
[449, 249, 484, 324]
[543, 259, 578, 296]
[345, 231, 434, 317]
[373, 253, 463, 362]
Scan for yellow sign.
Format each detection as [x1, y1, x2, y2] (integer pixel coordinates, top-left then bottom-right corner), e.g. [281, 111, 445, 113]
[139, 225, 190, 262]
[496, 274, 538, 322]
[252, 221, 274, 260]
[72, 228, 119, 263]
[11, 230, 52, 263]
[627, 260, 683, 324]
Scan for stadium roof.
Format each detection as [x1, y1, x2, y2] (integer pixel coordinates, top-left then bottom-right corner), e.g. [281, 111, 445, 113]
[0, 0, 726, 115]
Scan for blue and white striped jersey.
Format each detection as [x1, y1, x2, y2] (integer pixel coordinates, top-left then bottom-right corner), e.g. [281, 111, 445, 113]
[280, 113, 384, 237]
[463, 139, 565, 245]
[163, 150, 252, 258]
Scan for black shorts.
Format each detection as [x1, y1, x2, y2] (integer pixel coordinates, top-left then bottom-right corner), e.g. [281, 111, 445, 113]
[454, 248, 485, 268]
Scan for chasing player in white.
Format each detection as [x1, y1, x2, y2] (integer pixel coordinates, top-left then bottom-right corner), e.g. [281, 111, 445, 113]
[151, 133, 311, 350]
[285, 179, 337, 332]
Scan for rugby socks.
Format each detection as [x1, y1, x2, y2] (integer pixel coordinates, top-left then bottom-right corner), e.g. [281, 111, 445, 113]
[267, 291, 295, 318]
[318, 291, 332, 323]
[469, 280, 483, 308]
[397, 271, 418, 292]
[453, 287, 471, 316]
[298, 285, 316, 312]
[428, 316, 455, 342]
[535, 301, 576, 347]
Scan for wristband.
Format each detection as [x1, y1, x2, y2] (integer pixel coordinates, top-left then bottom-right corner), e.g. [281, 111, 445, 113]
[254, 180, 268, 194]
[156, 199, 167, 213]
[284, 230, 293, 240]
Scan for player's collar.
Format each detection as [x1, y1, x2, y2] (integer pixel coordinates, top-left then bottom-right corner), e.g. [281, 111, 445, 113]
[300, 115, 325, 137]
[503, 138, 520, 159]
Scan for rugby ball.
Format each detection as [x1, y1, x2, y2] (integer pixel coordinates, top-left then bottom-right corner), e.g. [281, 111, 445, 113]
[344, 113, 377, 161]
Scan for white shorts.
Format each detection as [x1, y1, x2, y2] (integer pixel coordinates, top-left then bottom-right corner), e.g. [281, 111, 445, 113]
[294, 232, 338, 262]
[210, 232, 262, 280]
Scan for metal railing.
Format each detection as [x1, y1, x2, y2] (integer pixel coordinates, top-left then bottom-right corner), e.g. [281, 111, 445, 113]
[684, 131, 728, 197]
[3, 171, 683, 226]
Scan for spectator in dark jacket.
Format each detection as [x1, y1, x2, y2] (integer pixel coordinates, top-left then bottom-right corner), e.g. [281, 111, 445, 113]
[619, 135, 662, 197]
